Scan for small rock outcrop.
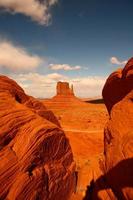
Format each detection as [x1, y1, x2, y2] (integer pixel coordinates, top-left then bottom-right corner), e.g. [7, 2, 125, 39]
[86, 58, 133, 199]
[0, 75, 76, 200]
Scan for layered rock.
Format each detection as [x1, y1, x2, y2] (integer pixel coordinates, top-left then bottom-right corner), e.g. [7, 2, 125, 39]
[85, 58, 133, 199]
[0, 75, 76, 200]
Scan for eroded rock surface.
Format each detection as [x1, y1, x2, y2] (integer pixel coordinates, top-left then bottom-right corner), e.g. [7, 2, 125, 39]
[102, 57, 133, 113]
[85, 58, 133, 199]
[102, 58, 133, 199]
[0, 75, 76, 200]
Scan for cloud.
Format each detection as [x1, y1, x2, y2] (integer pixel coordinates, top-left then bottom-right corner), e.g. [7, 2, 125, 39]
[11, 72, 66, 97]
[70, 76, 106, 97]
[11, 73, 106, 98]
[0, 40, 43, 71]
[110, 57, 127, 65]
[49, 64, 81, 71]
[0, 0, 58, 25]
[46, 73, 67, 80]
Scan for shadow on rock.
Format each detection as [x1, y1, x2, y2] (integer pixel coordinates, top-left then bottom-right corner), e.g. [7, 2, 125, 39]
[83, 158, 133, 200]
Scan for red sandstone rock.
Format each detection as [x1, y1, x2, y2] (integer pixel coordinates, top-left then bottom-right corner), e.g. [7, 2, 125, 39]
[24, 96, 60, 127]
[43, 81, 88, 109]
[103, 90, 133, 199]
[88, 58, 133, 199]
[57, 81, 74, 96]
[0, 75, 76, 200]
[102, 57, 133, 113]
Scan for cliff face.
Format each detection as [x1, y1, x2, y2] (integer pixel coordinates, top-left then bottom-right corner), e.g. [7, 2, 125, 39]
[102, 58, 133, 199]
[88, 58, 133, 200]
[83, 58, 133, 200]
[102, 58, 133, 113]
[0, 76, 76, 200]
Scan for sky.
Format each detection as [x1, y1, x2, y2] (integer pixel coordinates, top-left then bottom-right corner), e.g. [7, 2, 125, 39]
[0, 0, 132, 98]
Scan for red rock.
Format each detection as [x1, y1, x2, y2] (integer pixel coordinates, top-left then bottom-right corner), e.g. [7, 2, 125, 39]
[90, 58, 133, 199]
[103, 62, 133, 198]
[57, 81, 74, 96]
[0, 75, 76, 200]
[102, 57, 133, 113]
[83, 58, 133, 200]
[103, 90, 133, 199]
[43, 81, 88, 109]
[24, 96, 60, 127]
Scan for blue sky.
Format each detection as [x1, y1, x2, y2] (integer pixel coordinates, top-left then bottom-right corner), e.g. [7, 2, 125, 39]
[0, 0, 132, 97]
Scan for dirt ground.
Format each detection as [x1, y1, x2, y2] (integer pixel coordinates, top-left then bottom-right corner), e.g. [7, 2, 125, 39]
[43, 99, 108, 200]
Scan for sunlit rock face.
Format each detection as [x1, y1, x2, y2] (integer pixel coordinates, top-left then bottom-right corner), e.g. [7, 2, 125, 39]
[102, 58, 133, 199]
[83, 58, 133, 200]
[102, 57, 133, 114]
[0, 75, 76, 200]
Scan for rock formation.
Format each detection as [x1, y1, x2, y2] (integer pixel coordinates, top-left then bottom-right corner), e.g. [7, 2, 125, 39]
[102, 57, 133, 199]
[84, 58, 133, 199]
[57, 81, 74, 96]
[43, 81, 87, 109]
[0, 75, 76, 200]
[102, 57, 133, 113]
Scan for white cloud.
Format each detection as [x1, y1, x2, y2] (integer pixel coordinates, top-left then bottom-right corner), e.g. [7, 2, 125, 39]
[70, 76, 106, 97]
[0, 40, 43, 71]
[46, 73, 67, 80]
[110, 57, 127, 65]
[0, 0, 58, 25]
[11, 73, 106, 98]
[49, 64, 81, 71]
[11, 72, 66, 97]
[49, 0, 58, 6]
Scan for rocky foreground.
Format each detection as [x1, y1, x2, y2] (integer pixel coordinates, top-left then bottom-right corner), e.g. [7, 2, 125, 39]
[0, 58, 133, 200]
[85, 57, 133, 199]
[0, 76, 76, 200]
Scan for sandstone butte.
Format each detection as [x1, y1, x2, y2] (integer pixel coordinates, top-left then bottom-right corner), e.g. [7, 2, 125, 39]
[83, 57, 133, 200]
[44, 81, 88, 109]
[0, 75, 76, 200]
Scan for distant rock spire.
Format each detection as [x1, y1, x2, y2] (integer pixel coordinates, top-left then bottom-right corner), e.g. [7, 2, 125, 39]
[71, 84, 74, 95]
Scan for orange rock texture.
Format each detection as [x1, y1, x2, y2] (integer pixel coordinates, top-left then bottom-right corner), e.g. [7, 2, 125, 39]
[0, 76, 76, 200]
[86, 58, 133, 199]
[102, 57, 133, 114]
[102, 58, 133, 199]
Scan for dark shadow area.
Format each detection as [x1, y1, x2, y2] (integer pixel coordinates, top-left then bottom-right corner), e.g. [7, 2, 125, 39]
[15, 94, 23, 103]
[74, 171, 78, 193]
[85, 99, 104, 104]
[83, 180, 95, 200]
[83, 158, 133, 200]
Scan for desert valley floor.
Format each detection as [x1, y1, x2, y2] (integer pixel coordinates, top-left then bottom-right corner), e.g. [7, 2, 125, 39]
[42, 96, 108, 200]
